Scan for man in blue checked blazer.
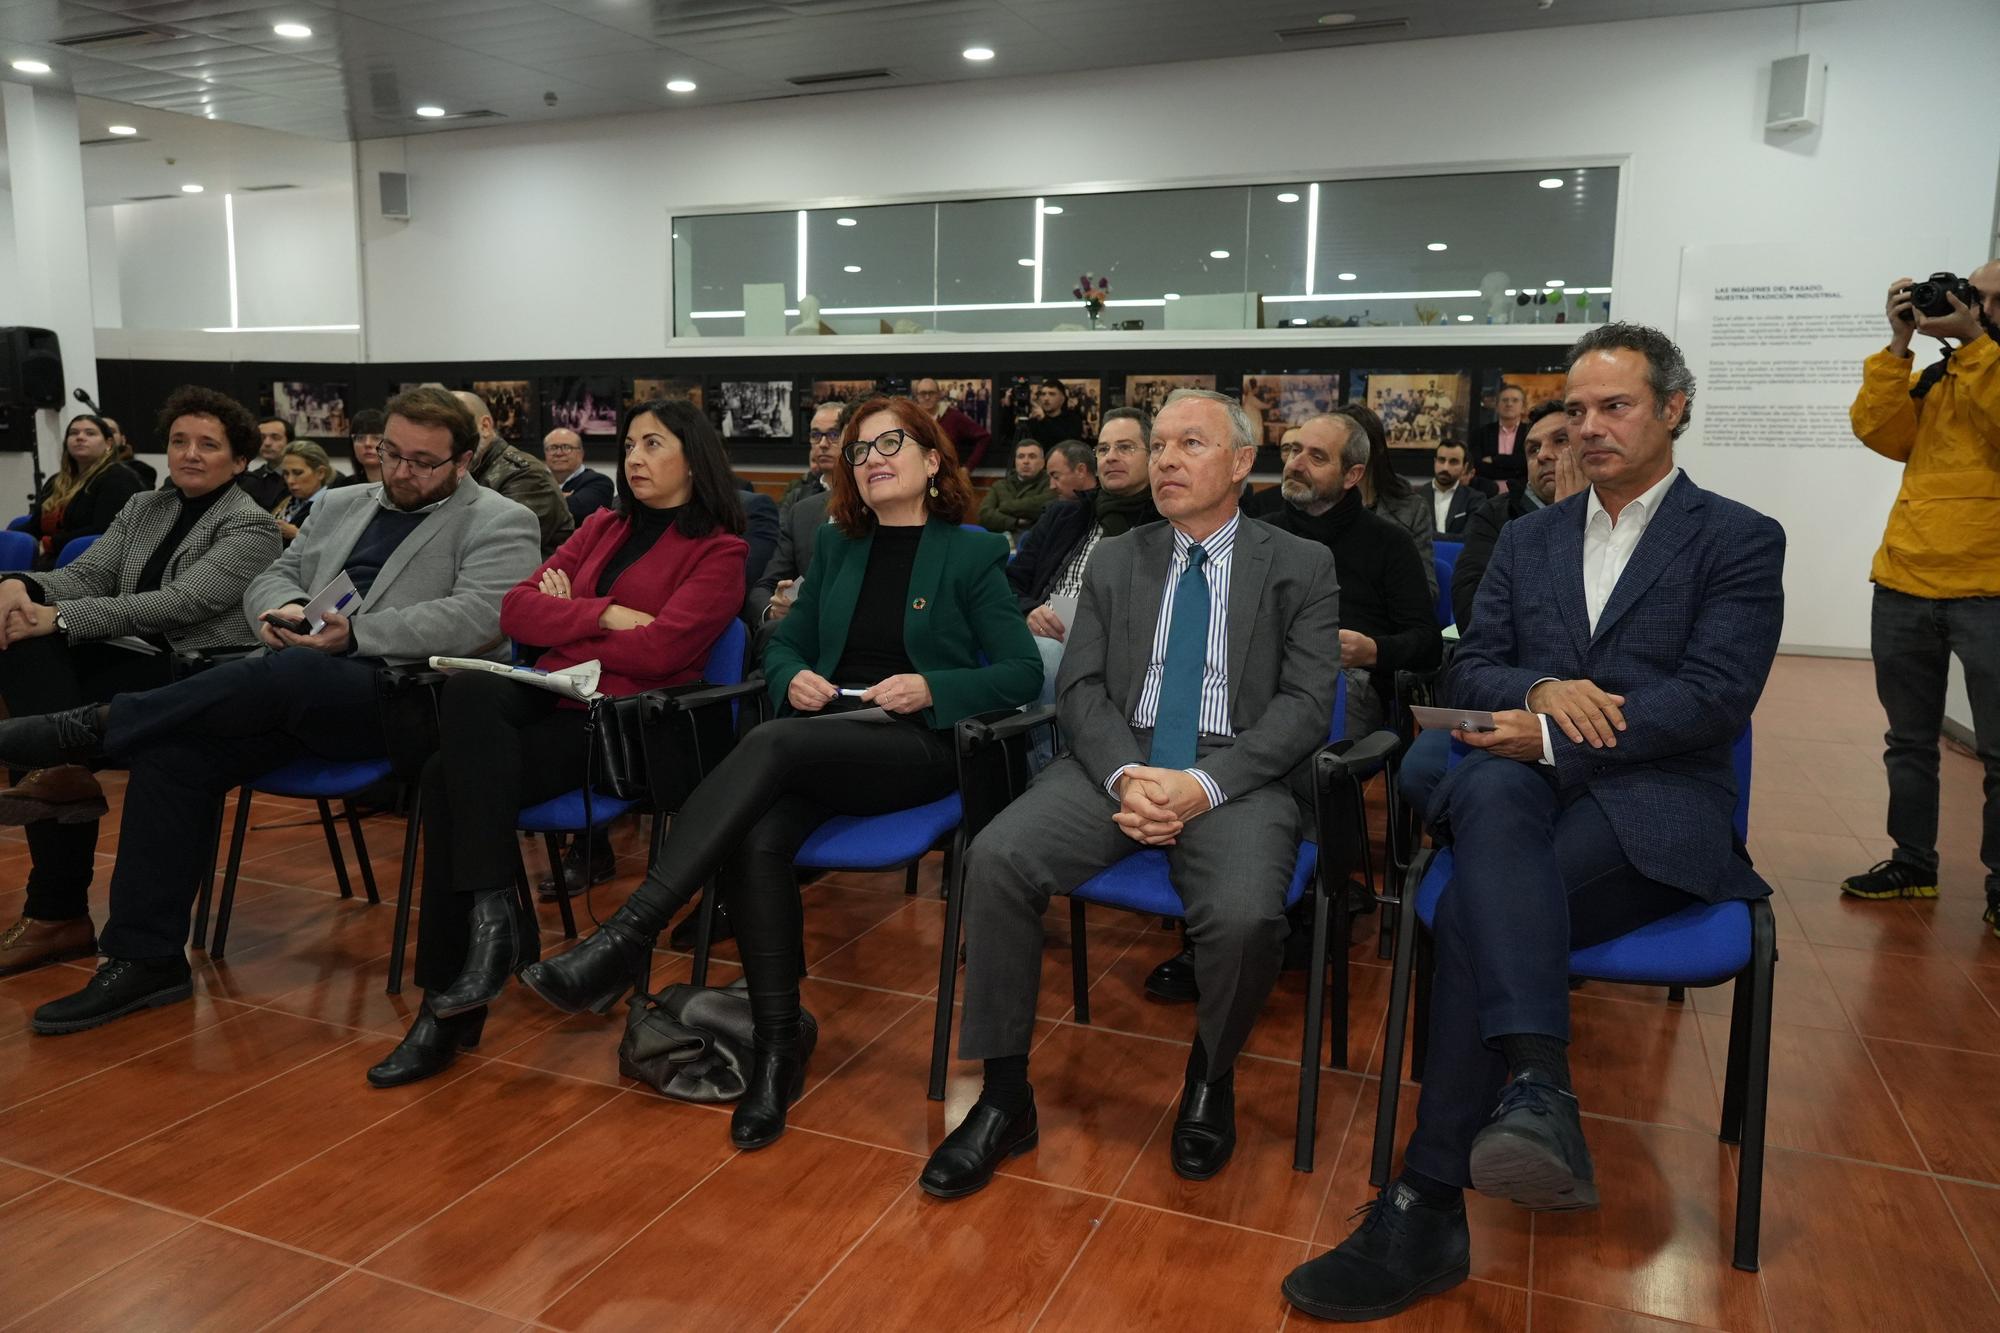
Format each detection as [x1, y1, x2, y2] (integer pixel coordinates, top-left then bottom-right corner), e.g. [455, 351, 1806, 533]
[1285, 324, 1786, 1323]
[923, 389, 1342, 1202]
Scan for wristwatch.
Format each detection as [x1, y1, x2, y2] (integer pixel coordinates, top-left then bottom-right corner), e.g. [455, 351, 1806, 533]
[52, 607, 68, 637]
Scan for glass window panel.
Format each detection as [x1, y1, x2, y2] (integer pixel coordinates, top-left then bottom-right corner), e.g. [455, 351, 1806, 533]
[803, 202, 937, 333]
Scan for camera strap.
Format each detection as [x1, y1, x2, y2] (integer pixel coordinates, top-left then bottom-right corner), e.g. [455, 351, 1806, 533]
[1911, 346, 1955, 402]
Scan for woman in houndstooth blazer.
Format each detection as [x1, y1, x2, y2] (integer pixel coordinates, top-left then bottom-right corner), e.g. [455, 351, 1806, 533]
[0, 384, 281, 980]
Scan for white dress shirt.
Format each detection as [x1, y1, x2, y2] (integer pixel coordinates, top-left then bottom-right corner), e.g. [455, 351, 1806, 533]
[1535, 468, 1682, 763]
[1430, 480, 1457, 534]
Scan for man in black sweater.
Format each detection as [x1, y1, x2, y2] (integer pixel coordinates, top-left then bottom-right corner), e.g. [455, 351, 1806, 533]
[1451, 402, 1570, 631]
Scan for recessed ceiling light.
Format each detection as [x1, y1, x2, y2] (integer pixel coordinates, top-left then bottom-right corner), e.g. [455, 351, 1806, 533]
[1016, 257, 1036, 267]
[1337, 272, 1357, 281]
[843, 265, 862, 273]
[1209, 249, 1231, 259]
[1289, 318, 1309, 326]
[1545, 278, 1565, 287]
[1318, 12, 1357, 24]
[1276, 191, 1300, 203]
[181, 183, 204, 193]
[415, 105, 446, 118]
[666, 79, 697, 93]
[836, 217, 857, 227]
[272, 22, 312, 39]
[1164, 292, 1181, 300]
[10, 59, 50, 74]
[1426, 242, 1448, 251]
[1042, 205, 1063, 215]
[107, 124, 138, 136]
[1455, 314, 1475, 322]
[963, 46, 995, 61]
[1538, 177, 1565, 189]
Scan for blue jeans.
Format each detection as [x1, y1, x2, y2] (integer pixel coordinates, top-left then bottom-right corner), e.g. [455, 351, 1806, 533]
[1871, 587, 2000, 895]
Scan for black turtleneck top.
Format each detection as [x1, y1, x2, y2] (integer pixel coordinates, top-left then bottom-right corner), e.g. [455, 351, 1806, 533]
[136, 483, 234, 594]
[595, 503, 683, 597]
[831, 523, 923, 686]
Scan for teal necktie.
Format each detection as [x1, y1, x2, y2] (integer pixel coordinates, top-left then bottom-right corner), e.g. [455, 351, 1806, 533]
[1148, 543, 1209, 769]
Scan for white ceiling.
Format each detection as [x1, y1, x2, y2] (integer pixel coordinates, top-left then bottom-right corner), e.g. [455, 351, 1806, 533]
[0, 0, 1840, 144]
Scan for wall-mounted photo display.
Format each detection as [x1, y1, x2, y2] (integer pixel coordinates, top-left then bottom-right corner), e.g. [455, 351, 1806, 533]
[1239, 372, 1340, 445]
[630, 377, 705, 410]
[1352, 371, 1472, 449]
[994, 375, 1101, 445]
[1123, 373, 1218, 417]
[472, 379, 532, 444]
[1479, 370, 1568, 418]
[807, 378, 881, 407]
[716, 379, 797, 441]
[543, 376, 621, 437]
[271, 382, 349, 437]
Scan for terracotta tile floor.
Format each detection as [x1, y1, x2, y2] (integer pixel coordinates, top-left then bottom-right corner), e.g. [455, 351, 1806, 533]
[1, 655, 1994, 1330]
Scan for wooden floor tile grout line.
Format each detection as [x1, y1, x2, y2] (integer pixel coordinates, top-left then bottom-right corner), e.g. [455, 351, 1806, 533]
[245, 1268, 354, 1333]
[0, 1202, 201, 1333]
[332, 1266, 575, 1331]
[1024, 1198, 1106, 1332]
[0, 995, 275, 1117]
[1929, 1172, 2000, 1313]
[770, 1178, 920, 1330]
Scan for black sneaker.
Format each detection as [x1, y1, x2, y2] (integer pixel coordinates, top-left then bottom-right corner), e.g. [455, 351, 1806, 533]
[1468, 1072, 1598, 1212]
[1839, 860, 1938, 901]
[1282, 1182, 1470, 1321]
[31, 956, 193, 1035]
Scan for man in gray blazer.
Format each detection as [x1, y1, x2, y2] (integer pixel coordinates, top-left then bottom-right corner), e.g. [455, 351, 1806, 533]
[0, 387, 541, 1036]
[922, 389, 1341, 1199]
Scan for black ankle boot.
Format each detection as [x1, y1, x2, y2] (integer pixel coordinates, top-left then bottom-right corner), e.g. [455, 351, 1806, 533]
[517, 910, 653, 1015]
[366, 1001, 486, 1088]
[730, 1025, 818, 1151]
[430, 890, 524, 1019]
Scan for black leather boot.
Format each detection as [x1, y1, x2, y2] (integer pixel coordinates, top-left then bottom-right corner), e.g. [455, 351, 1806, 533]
[729, 1024, 819, 1151]
[367, 1000, 486, 1088]
[517, 909, 654, 1015]
[429, 890, 525, 1019]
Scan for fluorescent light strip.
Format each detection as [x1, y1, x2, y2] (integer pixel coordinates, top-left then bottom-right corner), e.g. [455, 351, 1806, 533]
[688, 298, 1169, 319]
[1032, 197, 1044, 304]
[1262, 289, 1482, 303]
[795, 210, 808, 303]
[223, 193, 241, 329]
[1303, 183, 1320, 296]
[200, 324, 361, 332]
[1503, 286, 1612, 295]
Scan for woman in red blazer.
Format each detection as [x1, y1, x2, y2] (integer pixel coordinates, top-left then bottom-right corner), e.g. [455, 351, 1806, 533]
[368, 398, 748, 1089]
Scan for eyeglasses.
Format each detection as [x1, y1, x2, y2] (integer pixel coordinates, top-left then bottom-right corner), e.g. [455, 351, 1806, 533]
[844, 429, 915, 466]
[809, 428, 841, 444]
[544, 442, 581, 454]
[1094, 441, 1145, 460]
[378, 443, 455, 476]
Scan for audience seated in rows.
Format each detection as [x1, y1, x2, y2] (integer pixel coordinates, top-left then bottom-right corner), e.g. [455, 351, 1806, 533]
[241, 417, 293, 511]
[922, 388, 1341, 1199]
[0, 386, 543, 1035]
[1426, 439, 1480, 537]
[1469, 381, 1531, 491]
[104, 416, 154, 489]
[516, 393, 1041, 1151]
[272, 439, 336, 543]
[777, 401, 841, 517]
[543, 427, 615, 525]
[978, 439, 1054, 535]
[1452, 402, 1573, 632]
[333, 409, 386, 488]
[373, 397, 751, 1088]
[0, 386, 282, 979]
[29, 415, 144, 570]
[747, 402, 842, 651]
[451, 390, 576, 558]
[1011, 376, 1085, 451]
[1339, 402, 1439, 600]
[915, 377, 993, 470]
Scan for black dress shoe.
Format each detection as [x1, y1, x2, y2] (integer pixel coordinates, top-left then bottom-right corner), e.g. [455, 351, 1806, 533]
[920, 1097, 1039, 1200]
[0, 704, 109, 774]
[430, 890, 525, 1018]
[1144, 947, 1198, 1003]
[366, 1002, 486, 1088]
[1282, 1182, 1470, 1321]
[1171, 1067, 1237, 1180]
[1468, 1072, 1599, 1211]
[517, 913, 653, 1015]
[729, 1024, 819, 1152]
[538, 837, 616, 899]
[668, 899, 733, 951]
[31, 955, 191, 1035]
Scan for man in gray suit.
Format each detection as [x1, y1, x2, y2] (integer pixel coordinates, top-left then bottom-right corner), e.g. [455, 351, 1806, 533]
[922, 389, 1341, 1199]
[0, 386, 541, 1035]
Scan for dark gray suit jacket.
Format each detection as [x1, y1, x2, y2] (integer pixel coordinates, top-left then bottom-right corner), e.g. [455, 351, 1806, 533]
[745, 488, 830, 623]
[1055, 514, 1342, 811]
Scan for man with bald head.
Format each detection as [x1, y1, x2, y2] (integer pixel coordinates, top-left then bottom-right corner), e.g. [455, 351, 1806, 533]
[913, 377, 992, 469]
[451, 390, 572, 556]
[543, 427, 612, 525]
[924, 388, 1341, 1198]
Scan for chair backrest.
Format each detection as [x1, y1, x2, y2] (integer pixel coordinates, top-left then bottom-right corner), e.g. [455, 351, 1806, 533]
[0, 529, 35, 571]
[702, 617, 747, 686]
[1430, 556, 1454, 628]
[1433, 538, 1464, 568]
[55, 534, 98, 566]
[5, 514, 30, 533]
[1328, 669, 1347, 743]
[1731, 725, 1753, 843]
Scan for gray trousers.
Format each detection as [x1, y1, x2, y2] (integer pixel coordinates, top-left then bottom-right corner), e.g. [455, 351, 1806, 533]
[957, 749, 1299, 1070]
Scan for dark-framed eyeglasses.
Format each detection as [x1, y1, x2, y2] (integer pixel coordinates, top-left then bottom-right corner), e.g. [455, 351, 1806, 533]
[844, 429, 914, 466]
[379, 443, 455, 476]
[809, 428, 841, 444]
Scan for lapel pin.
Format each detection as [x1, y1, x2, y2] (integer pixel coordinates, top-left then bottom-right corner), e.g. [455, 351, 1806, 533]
[911, 597, 927, 610]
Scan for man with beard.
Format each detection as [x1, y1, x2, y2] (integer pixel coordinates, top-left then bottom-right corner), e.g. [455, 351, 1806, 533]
[1011, 376, 1085, 450]
[1452, 403, 1572, 632]
[1427, 440, 1481, 537]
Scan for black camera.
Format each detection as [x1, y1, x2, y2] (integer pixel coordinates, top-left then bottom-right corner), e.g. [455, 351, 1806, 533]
[1904, 272, 1977, 322]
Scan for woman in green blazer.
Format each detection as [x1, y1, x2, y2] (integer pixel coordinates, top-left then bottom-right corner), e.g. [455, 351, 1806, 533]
[523, 395, 1041, 1149]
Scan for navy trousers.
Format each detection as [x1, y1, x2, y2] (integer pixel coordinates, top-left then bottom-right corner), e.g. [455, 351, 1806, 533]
[1402, 752, 1695, 1186]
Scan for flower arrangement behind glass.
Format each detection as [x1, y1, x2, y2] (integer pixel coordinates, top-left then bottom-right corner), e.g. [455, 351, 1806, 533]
[1074, 274, 1110, 327]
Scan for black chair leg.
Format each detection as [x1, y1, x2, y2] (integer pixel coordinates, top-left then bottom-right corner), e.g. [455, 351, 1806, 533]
[1069, 897, 1091, 1024]
[691, 883, 717, 987]
[1721, 967, 1752, 1144]
[318, 798, 354, 900]
[211, 787, 255, 960]
[1410, 931, 1434, 1083]
[386, 789, 421, 995]
[192, 797, 225, 950]
[1295, 877, 1334, 1172]
[545, 832, 577, 939]
[927, 829, 968, 1101]
[904, 860, 919, 896]
[344, 802, 380, 905]
[1667, 985, 1686, 1003]
[1370, 851, 1426, 1189]
[1733, 902, 1777, 1273]
[1330, 855, 1352, 1072]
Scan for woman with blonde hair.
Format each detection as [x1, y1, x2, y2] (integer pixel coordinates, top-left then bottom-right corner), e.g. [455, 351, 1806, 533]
[272, 440, 336, 542]
[27, 415, 143, 570]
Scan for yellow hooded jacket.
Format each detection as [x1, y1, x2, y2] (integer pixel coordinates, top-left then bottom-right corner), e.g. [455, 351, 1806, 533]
[1850, 336, 2000, 599]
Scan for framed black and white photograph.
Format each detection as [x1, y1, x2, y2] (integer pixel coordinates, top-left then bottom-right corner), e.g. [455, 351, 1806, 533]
[271, 382, 349, 437]
[630, 377, 705, 410]
[473, 380, 532, 444]
[716, 380, 797, 441]
[1239, 373, 1339, 445]
[1123, 373, 1217, 417]
[543, 376, 621, 438]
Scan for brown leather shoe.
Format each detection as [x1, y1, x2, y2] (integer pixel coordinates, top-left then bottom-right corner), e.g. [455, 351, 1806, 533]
[0, 766, 108, 826]
[0, 915, 98, 977]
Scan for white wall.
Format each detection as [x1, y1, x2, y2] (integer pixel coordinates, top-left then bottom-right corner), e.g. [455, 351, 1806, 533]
[110, 194, 230, 330]
[232, 187, 360, 329]
[0, 191, 18, 320]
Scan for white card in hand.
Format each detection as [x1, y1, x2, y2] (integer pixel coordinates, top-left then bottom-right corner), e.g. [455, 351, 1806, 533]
[1046, 593, 1079, 631]
[301, 571, 364, 632]
[1409, 704, 1499, 734]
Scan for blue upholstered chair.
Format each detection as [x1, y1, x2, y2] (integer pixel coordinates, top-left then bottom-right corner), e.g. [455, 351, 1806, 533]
[1366, 727, 1773, 1270]
[0, 529, 37, 571]
[55, 534, 99, 566]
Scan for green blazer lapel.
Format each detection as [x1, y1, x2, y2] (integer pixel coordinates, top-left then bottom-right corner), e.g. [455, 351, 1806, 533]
[901, 518, 951, 658]
[813, 526, 871, 676]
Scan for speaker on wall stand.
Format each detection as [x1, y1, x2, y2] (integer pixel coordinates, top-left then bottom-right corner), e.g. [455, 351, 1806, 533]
[380, 171, 411, 220]
[1766, 53, 1825, 134]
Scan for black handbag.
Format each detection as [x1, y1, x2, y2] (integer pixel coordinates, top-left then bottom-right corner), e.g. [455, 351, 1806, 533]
[584, 690, 667, 803]
[617, 977, 818, 1103]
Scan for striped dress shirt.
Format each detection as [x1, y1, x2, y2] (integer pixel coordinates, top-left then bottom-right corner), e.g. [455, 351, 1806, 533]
[1108, 512, 1239, 809]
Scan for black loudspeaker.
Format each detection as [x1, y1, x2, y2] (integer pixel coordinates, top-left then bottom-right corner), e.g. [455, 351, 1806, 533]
[0, 327, 65, 410]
